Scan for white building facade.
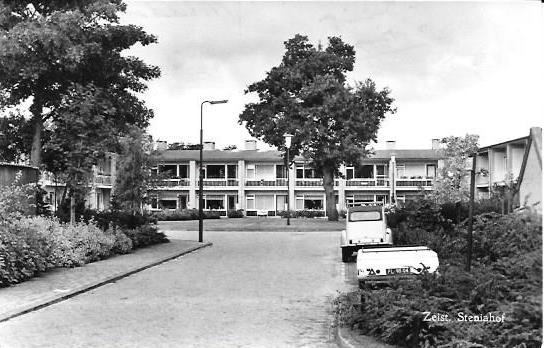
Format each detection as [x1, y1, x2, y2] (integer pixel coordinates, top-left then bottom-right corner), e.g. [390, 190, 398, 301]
[150, 140, 443, 216]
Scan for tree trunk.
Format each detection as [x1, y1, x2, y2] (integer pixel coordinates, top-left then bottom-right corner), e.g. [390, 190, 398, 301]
[70, 194, 76, 225]
[322, 167, 338, 221]
[29, 101, 43, 166]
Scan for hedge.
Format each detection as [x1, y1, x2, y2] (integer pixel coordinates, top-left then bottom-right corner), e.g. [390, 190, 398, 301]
[0, 215, 168, 287]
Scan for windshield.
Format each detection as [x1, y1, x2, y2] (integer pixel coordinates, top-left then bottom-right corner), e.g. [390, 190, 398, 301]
[349, 211, 382, 221]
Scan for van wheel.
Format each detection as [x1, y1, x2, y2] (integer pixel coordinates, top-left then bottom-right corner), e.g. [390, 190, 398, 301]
[341, 248, 351, 263]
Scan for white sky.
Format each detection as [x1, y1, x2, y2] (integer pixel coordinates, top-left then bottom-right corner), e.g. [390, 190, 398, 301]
[122, 1, 544, 150]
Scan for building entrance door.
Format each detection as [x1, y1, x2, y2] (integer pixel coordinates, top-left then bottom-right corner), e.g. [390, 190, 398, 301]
[227, 195, 238, 210]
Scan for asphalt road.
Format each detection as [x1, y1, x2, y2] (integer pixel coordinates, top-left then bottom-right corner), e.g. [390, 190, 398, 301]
[0, 230, 358, 348]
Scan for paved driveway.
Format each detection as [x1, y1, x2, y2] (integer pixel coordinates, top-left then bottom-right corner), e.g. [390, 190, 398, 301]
[0, 230, 357, 348]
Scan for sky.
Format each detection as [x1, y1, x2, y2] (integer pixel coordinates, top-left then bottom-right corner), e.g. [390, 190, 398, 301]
[122, 1, 544, 151]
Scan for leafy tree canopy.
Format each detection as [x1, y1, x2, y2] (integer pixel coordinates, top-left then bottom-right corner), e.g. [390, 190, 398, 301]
[239, 34, 396, 220]
[0, 0, 160, 166]
[427, 134, 480, 204]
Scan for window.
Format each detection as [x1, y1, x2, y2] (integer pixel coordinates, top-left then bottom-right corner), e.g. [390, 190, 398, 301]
[159, 199, 177, 210]
[296, 165, 321, 178]
[246, 194, 255, 209]
[376, 165, 388, 177]
[150, 197, 158, 209]
[276, 195, 287, 211]
[206, 165, 225, 179]
[205, 195, 224, 210]
[426, 164, 436, 178]
[159, 164, 177, 178]
[295, 195, 304, 210]
[355, 165, 374, 178]
[276, 165, 287, 179]
[375, 195, 388, 204]
[396, 165, 405, 178]
[227, 165, 237, 179]
[255, 195, 274, 210]
[304, 196, 323, 210]
[350, 211, 382, 221]
[246, 165, 255, 179]
[346, 167, 354, 180]
[346, 194, 374, 207]
[178, 165, 189, 179]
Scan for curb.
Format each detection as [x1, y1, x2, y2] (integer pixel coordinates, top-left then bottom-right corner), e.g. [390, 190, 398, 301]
[335, 326, 357, 348]
[335, 326, 397, 348]
[0, 242, 212, 323]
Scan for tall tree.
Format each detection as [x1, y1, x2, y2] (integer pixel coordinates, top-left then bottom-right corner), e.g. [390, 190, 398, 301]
[112, 127, 158, 214]
[0, 0, 160, 166]
[427, 134, 480, 204]
[239, 35, 396, 220]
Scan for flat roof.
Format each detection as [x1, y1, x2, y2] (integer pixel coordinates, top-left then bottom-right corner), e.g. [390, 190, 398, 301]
[478, 136, 529, 153]
[157, 148, 443, 163]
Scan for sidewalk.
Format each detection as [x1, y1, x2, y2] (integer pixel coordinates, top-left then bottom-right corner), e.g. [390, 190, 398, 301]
[0, 239, 211, 323]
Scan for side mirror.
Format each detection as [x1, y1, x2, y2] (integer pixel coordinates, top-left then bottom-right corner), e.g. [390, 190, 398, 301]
[386, 228, 392, 234]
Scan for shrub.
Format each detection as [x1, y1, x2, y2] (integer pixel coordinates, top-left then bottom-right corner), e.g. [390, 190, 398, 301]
[227, 209, 244, 218]
[153, 209, 221, 221]
[110, 229, 133, 254]
[0, 181, 37, 219]
[0, 225, 49, 287]
[121, 224, 168, 249]
[47, 220, 116, 267]
[336, 210, 542, 348]
[277, 210, 325, 218]
[277, 210, 296, 218]
[79, 209, 156, 230]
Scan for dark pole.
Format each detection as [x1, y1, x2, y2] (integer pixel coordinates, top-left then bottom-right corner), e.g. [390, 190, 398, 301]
[466, 154, 476, 272]
[286, 147, 290, 226]
[199, 101, 206, 243]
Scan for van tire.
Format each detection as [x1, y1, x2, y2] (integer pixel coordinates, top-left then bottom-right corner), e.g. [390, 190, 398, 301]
[341, 247, 351, 262]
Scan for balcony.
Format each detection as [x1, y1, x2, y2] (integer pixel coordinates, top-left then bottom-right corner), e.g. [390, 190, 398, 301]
[95, 174, 112, 186]
[160, 179, 190, 187]
[296, 179, 323, 187]
[246, 179, 287, 186]
[199, 179, 239, 187]
[346, 178, 389, 187]
[396, 177, 434, 187]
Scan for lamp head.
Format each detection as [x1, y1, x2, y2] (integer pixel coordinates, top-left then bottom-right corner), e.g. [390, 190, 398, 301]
[209, 99, 228, 104]
[284, 133, 293, 148]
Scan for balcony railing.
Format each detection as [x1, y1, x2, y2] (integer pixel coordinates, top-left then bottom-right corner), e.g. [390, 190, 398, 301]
[396, 177, 434, 187]
[345, 177, 390, 187]
[199, 179, 239, 186]
[160, 179, 190, 187]
[296, 179, 323, 187]
[95, 174, 112, 186]
[246, 179, 287, 186]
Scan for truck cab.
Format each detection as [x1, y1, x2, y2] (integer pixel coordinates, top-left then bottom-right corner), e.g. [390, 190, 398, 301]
[340, 205, 392, 262]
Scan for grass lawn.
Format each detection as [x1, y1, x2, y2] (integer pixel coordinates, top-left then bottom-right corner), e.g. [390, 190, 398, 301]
[158, 217, 345, 232]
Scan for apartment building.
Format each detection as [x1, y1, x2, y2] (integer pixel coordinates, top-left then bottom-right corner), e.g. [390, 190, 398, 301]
[149, 140, 443, 216]
[40, 154, 117, 212]
[474, 127, 542, 209]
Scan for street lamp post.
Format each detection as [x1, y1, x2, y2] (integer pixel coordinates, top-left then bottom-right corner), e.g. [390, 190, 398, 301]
[466, 154, 477, 272]
[199, 99, 228, 243]
[284, 133, 293, 226]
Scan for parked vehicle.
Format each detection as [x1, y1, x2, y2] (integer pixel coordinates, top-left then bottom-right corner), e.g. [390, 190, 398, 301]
[340, 205, 439, 287]
[340, 205, 392, 262]
[356, 246, 439, 288]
